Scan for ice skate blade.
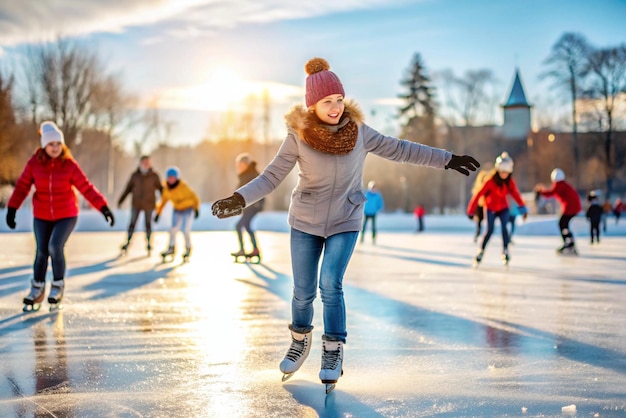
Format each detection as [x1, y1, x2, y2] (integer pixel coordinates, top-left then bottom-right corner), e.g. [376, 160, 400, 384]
[281, 372, 295, 382]
[49, 303, 63, 312]
[23, 303, 41, 312]
[324, 383, 336, 394]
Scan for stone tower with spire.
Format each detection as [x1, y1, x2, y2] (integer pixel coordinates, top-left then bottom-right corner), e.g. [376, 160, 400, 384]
[502, 69, 531, 140]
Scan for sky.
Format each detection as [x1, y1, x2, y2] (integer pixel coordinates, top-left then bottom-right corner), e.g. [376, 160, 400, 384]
[0, 0, 625, 148]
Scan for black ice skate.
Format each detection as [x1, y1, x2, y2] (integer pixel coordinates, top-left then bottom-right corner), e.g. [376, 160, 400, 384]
[231, 249, 247, 263]
[319, 340, 344, 394]
[48, 280, 64, 311]
[472, 250, 484, 268]
[502, 250, 510, 266]
[280, 328, 312, 382]
[161, 246, 175, 263]
[22, 279, 45, 312]
[245, 248, 261, 264]
[183, 247, 191, 262]
[557, 243, 578, 256]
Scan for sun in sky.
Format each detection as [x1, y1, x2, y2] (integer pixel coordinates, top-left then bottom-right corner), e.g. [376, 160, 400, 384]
[159, 65, 302, 112]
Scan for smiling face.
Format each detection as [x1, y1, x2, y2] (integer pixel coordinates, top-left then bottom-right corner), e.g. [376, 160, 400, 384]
[45, 141, 63, 159]
[313, 94, 345, 125]
[497, 170, 511, 179]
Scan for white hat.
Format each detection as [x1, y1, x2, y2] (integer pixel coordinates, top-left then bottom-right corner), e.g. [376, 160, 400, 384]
[40, 121, 64, 148]
[495, 152, 514, 173]
[551, 168, 565, 182]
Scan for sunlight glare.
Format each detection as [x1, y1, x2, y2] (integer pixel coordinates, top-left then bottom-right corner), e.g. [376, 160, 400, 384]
[159, 65, 302, 112]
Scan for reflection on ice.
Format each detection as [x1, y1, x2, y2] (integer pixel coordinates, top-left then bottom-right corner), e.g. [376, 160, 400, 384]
[0, 229, 625, 416]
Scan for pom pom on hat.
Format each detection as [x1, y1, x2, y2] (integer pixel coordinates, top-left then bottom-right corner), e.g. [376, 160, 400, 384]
[166, 166, 180, 179]
[304, 57, 345, 107]
[40, 121, 64, 148]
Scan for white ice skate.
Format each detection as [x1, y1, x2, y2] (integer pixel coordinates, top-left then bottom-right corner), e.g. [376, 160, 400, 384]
[22, 279, 45, 312]
[48, 280, 64, 311]
[279, 329, 312, 382]
[319, 340, 343, 394]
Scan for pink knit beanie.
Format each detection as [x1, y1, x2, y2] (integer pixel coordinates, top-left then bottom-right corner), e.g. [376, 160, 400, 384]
[305, 58, 345, 107]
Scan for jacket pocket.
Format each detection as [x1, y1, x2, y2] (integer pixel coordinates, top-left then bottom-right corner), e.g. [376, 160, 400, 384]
[291, 190, 318, 225]
[348, 191, 367, 205]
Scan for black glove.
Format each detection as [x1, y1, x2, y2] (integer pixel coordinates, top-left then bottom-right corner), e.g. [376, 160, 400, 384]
[468, 214, 474, 221]
[194, 209, 199, 219]
[154, 214, 160, 223]
[445, 154, 480, 176]
[100, 205, 115, 227]
[212, 193, 245, 219]
[6, 207, 16, 229]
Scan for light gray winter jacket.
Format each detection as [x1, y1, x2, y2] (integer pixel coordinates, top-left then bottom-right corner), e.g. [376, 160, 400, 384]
[236, 102, 452, 238]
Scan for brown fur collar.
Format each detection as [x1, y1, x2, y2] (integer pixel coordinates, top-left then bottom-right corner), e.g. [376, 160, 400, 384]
[284, 100, 364, 154]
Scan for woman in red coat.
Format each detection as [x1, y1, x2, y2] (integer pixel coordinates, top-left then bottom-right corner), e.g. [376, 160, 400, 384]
[467, 152, 527, 266]
[5, 121, 115, 311]
[535, 168, 582, 254]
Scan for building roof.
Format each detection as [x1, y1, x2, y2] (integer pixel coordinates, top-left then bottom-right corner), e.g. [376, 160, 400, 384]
[504, 69, 530, 108]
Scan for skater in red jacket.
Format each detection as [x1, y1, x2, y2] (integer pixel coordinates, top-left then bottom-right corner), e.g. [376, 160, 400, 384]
[535, 168, 582, 254]
[5, 121, 115, 311]
[467, 152, 527, 266]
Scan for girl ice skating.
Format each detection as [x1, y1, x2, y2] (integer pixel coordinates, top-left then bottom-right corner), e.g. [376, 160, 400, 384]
[467, 152, 527, 266]
[211, 57, 479, 394]
[6, 121, 114, 312]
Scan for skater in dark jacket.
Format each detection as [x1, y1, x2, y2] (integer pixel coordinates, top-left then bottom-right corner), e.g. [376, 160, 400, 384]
[535, 168, 582, 254]
[211, 57, 479, 393]
[230, 153, 265, 261]
[586, 191, 603, 244]
[6, 121, 114, 311]
[467, 152, 527, 265]
[118, 155, 162, 253]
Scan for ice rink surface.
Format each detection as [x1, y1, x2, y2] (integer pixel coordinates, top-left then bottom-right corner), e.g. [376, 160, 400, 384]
[1, 212, 625, 417]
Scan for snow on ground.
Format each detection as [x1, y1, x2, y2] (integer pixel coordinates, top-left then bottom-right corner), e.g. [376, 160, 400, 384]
[0, 207, 625, 417]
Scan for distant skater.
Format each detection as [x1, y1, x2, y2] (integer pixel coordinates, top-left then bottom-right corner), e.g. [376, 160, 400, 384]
[211, 57, 479, 393]
[154, 166, 200, 262]
[6, 121, 114, 311]
[230, 153, 265, 262]
[586, 191, 603, 244]
[470, 170, 490, 242]
[361, 181, 384, 243]
[413, 204, 425, 232]
[118, 155, 162, 254]
[535, 168, 582, 255]
[467, 152, 527, 266]
[613, 198, 623, 225]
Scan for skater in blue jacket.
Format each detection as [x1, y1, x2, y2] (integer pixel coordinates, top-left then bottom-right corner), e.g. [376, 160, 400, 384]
[360, 180, 384, 244]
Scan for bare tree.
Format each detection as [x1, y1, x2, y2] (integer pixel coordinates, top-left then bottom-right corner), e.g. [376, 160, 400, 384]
[0, 72, 19, 185]
[22, 38, 103, 148]
[438, 68, 497, 127]
[541, 32, 591, 188]
[581, 44, 626, 198]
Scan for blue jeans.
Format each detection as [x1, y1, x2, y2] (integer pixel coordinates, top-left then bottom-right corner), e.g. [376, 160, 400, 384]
[289, 228, 359, 342]
[33, 217, 78, 282]
[480, 208, 510, 251]
[169, 208, 193, 248]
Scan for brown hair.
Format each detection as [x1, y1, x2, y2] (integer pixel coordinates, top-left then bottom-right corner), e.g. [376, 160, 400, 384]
[36, 143, 73, 162]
